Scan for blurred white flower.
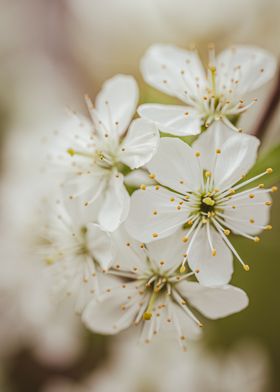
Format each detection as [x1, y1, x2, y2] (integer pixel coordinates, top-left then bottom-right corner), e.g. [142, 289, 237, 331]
[68, 0, 268, 82]
[82, 227, 248, 348]
[127, 122, 274, 286]
[138, 43, 276, 135]
[44, 337, 270, 392]
[40, 196, 113, 313]
[47, 74, 159, 232]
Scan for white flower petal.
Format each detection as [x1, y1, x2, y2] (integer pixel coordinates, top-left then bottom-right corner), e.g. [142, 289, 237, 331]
[147, 137, 202, 193]
[118, 118, 159, 169]
[213, 132, 260, 191]
[62, 178, 105, 226]
[95, 74, 139, 136]
[98, 171, 130, 232]
[138, 104, 202, 136]
[223, 192, 272, 235]
[82, 282, 143, 334]
[178, 282, 249, 319]
[146, 229, 186, 272]
[141, 44, 207, 102]
[169, 300, 202, 340]
[110, 225, 147, 272]
[217, 45, 277, 96]
[187, 225, 233, 286]
[124, 169, 156, 188]
[86, 223, 113, 271]
[192, 121, 234, 173]
[126, 187, 189, 243]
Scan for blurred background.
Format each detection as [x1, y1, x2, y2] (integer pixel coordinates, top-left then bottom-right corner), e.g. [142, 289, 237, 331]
[0, 1, 279, 391]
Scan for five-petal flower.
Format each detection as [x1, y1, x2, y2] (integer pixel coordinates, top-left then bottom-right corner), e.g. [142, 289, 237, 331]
[126, 122, 274, 286]
[47, 74, 159, 232]
[138, 44, 276, 135]
[83, 228, 248, 348]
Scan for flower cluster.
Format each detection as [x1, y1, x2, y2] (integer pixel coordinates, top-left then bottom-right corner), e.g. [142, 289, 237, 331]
[41, 44, 277, 349]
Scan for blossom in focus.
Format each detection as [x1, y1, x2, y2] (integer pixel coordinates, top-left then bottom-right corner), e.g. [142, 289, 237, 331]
[127, 122, 275, 286]
[138, 44, 276, 135]
[82, 227, 248, 348]
[46, 74, 159, 231]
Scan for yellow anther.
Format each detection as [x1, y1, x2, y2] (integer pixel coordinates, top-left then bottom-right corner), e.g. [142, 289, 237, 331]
[143, 312, 152, 320]
[243, 264, 250, 272]
[45, 258, 54, 265]
[216, 149, 221, 154]
[266, 168, 273, 174]
[195, 269, 200, 273]
[187, 220, 193, 225]
[152, 210, 158, 215]
[155, 185, 160, 190]
[212, 249, 217, 256]
[254, 236, 260, 243]
[152, 233, 159, 238]
[258, 183, 264, 188]
[140, 184, 146, 190]
[249, 219, 255, 224]
[149, 173, 156, 179]
[249, 194, 255, 199]
[184, 195, 190, 200]
[177, 205, 181, 210]
[67, 148, 75, 156]
[271, 186, 278, 192]
[223, 229, 230, 236]
[229, 189, 236, 194]
[264, 225, 272, 230]
[182, 236, 188, 243]
[195, 151, 201, 157]
[180, 265, 186, 273]
[232, 205, 236, 209]
[202, 217, 208, 224]
[205, 171, 211, 178]
[202, 197, 215, 206]
[265, 201, 272, 206]
[170, 197, 175, 202]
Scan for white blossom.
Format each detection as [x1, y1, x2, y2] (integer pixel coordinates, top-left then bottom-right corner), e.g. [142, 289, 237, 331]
[138, 44, 276, 135]
[46, 74, 159, 231]
[126, 122, 275, 286]
[39, 196, 113, 313]
[82, 227, 248, 348]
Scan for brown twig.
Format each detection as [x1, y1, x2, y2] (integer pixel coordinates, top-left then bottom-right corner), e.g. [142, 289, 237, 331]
[253, 64, 280, 141]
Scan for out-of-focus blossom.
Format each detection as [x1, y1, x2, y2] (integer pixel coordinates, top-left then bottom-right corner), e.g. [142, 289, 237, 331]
[83, 227, 248, 347]
[127, 122, 274, 286]
[43, 336, 270, 392]
[46, 75, 158, 232]
[40, 196, 113, 313]
[68, 0, 268, 82]
[138, 43, 276, 134]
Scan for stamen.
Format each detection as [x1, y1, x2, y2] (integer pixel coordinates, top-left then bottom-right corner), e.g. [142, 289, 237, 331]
[216, 168, 273, 198]
[206, 221, 216, 256]
[143, 290, 158, 321]
[212, 218, 250, 271]
[172, 289, 203, 327]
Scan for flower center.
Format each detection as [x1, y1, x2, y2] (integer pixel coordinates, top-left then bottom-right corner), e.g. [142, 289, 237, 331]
[201, 194, 216, 214]
[66, 146, 116, 170]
